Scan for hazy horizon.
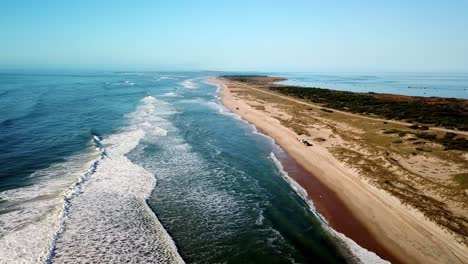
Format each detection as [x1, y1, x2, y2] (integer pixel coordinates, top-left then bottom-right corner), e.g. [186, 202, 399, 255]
[2, 1, 468, 72]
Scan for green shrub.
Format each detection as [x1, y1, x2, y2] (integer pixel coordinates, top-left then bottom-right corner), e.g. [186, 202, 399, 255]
[268, 85, 468, 131]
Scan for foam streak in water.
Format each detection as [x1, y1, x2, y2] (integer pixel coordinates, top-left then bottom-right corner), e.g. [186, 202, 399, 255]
[269, 153, 389, 264]
[179, 78, 198, 89]
[0, 139, 102, 264]
[50, 96, 184, 263]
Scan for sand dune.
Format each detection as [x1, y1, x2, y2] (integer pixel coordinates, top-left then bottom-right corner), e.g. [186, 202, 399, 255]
[210, 77, 468, 264]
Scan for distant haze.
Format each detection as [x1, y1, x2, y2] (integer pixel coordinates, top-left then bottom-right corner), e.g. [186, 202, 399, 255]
[1, 0, 467, 72]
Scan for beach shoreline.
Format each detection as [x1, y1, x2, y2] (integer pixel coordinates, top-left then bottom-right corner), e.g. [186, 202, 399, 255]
[209, 77, 468, 264]
[271, 146, 400, 263]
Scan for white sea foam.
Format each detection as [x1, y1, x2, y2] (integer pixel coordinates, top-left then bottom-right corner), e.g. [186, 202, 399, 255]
[0, 143, 101, 264]
[105, 80, 136, 86]
[269, 152, 389, 264]
[179, 79, 198, 89]
[180, 98, 243, 121]
[192, 97, 279, 147]
[51, 96, 184, 263]
[161, 91, 181, 97]
[203, 98, 276, 144]
[0, 96, 184, 264]
[269, 153, 328, 224]
[158, 76, 178, 81]
[124, 80, 135, 86]
[126, 109, 283, 260]
[118, 72, 146, 76]
[207, 79, 222, 97]
[212, 80, 389, 263]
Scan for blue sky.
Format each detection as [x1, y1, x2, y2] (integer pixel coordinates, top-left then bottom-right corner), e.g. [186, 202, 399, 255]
[1, 0, 467, 72]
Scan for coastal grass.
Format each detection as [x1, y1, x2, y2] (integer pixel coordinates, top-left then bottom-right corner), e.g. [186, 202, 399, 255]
[331, 146, 468, 244]
[222, 76, 468, 245]
[382, 129, 468, 151]
[454, 173, 468, 189]
[268, 85, 468, 131]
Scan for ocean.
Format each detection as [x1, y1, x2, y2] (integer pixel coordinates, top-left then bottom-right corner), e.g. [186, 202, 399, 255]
[3, 71, 452, 263]
[276, 72, 468, 99]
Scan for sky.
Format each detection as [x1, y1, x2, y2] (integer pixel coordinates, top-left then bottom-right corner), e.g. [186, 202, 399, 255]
[1, 0, 468, 72]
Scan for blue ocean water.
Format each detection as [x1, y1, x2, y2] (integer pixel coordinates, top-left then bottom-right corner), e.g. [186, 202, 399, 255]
[276, 73, 468, 99]
[0, 72, 388, 263]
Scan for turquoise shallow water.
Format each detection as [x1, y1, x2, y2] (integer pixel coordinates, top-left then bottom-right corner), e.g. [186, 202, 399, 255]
[4, 71, 463, 263]
[0, 72, 358, 263]
[276, 72, 468, 99]
[7, 71, 463, 263]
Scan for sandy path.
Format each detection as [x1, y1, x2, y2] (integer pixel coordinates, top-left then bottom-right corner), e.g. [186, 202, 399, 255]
[210, 77, 468, 264]
[244, 84, 468, 136]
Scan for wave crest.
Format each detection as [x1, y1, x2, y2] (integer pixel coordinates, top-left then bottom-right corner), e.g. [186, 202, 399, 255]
[180, 79, 198, 89]
[51, 95, 184, 263]
[0, 95, 184, 263]
[270, 152, 389, 264]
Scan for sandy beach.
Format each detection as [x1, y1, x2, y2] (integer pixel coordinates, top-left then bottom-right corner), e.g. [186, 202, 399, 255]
[210, 77, 468, 264]
[272, 148, 401, 263]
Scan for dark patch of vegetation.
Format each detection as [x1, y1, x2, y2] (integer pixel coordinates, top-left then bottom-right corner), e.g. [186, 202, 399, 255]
[253, 105, 266, 111]
[392, 139, 403, 144]
[438, 132, 468, 151]
[398, 131, 407, 137]
[269, 85, 468, 131]
[453, 173, 468, 189]
[415, 147, 431, 152]
[220, 75, 267, 84]
[221, 75, 284, 84]
[383, 129, 468, 151]
[221, 75, 267, 79]
[415, 133, 437, 141]
[279, 118, 308, 136]
[333, 147, 468, 244]
[383, 129, 409, 137]
[383, 128, 401, 134]
[445, 132, 457, 139]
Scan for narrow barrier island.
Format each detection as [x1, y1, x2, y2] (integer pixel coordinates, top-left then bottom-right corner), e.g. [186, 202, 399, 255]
[217, 75, 468, 264]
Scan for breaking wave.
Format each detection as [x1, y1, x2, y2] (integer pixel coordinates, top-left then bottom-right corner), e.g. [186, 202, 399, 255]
[161, 91, 181, 97]
[269, 153, 390, 264]
[158, 76, 179, 81]
[0, 138, 103, 263]
[51, 96, 184, 263]
[0, 96, 184, 264]
[179, 79, 198, 89]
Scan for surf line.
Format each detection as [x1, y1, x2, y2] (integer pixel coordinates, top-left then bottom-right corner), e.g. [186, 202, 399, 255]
[44, 135, 106, 264]
[209, 78, 389, 264]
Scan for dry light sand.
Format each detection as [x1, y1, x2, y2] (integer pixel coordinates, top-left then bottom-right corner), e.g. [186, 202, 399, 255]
[209, 77, 468, 264]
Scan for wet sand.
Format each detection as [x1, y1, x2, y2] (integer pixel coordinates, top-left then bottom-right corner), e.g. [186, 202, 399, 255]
[273, 147, 401, 264]
[211, 76, 468, 264]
